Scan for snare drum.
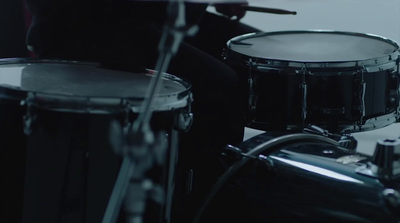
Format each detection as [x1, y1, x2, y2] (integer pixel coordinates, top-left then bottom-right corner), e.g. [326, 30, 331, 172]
[0, 59, 192, 223]
[225, 30, 400, 133]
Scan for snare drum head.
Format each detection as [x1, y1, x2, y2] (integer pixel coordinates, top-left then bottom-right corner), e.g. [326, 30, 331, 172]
[228, 30, 400, 65]
[0, 59, 191, 112]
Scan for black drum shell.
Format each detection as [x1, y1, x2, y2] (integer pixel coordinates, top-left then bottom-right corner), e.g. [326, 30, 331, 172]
[224, 30, 400, 133]
[0, 92, 27, 223]
[0, 59, 192, 223]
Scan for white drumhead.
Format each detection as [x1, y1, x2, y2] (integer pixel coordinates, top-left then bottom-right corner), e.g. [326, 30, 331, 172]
[0, 59, 191, 112]
[228, 30, 399, 63]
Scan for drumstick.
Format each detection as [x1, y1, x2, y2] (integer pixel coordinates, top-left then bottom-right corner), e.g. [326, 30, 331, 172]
[241, 5, 297, 15]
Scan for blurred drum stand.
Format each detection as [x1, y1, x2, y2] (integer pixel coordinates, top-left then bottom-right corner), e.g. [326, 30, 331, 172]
[101, 1, 298, 222]
[102, 0, 197, 222]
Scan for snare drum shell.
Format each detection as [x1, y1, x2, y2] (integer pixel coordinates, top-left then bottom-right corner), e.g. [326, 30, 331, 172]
[21, 109, 179, 223]
[225, 30, 400, 133]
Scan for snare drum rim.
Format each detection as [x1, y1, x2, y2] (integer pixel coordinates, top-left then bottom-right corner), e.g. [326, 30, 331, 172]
[0, 58, 192, 113]
[226, 30, 400, 69]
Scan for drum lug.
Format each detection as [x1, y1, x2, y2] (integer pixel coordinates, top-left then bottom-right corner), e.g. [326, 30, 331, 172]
[360, 75, 366, 118]
[300, 81, 307, 121]
[248, 76, 257, 112]
[174, 109, 193, 132]
[20, 93, 37, 135]
[389, 70, 400, 110]
[248, 59, 258, 113]
[354, 69, 367, 123]
[298, 65, 309, 123]
[390, 69, 400, 89]
[177, 93, 195, 132]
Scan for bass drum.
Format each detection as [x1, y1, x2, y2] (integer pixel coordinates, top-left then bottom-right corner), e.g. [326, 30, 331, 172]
[199, 131, 400, 223]
[225, 30, 400, 133]
[0, 59, 192, 223]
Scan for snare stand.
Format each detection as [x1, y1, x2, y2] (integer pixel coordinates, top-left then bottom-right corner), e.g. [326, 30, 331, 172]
[102, 1, 198, 223]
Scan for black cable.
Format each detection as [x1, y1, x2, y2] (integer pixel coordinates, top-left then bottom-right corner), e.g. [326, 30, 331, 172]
[192, 133, 338, 223]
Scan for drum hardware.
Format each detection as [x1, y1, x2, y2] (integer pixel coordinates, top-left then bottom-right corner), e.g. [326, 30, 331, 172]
[103, 1, 197, 222]
[221, 144, 274, 168]
[106, 120, 169, 223]
[299, 64, 308, 124]
[303, 124, 358, 150]
[353, 68, 367, 129]
[207, 131, 400, 222]
[247, 58, 258, 114]
[246, 58, 257, 112]
[192, 133, 339, 223]
[21, 92, 36, 135]
[174, 108, 193, 132]
[360, 68, 366, 118]
[364, 61, 398, 73]
[247, 76, 256, 112]
[390, 62, 400, 120]
[382, 188, 400, 215]
[389, 69, 400, 100]
[356, 138, 400, 180]
[343, 111, 399, 132]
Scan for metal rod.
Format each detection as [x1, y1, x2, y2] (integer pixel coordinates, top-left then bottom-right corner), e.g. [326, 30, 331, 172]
[102, 158, 135, 223]
[102, 1, 190, 222]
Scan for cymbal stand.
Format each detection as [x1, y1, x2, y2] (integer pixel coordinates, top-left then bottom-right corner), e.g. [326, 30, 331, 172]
[102, 1, 198, 223]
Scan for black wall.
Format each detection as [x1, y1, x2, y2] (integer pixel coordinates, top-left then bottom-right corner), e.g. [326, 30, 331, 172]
[0, 0, 30, 58]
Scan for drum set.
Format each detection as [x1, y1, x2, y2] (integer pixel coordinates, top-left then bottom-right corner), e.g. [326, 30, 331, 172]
[1, 1, 400, 223]
[197, 30, 400, 223]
